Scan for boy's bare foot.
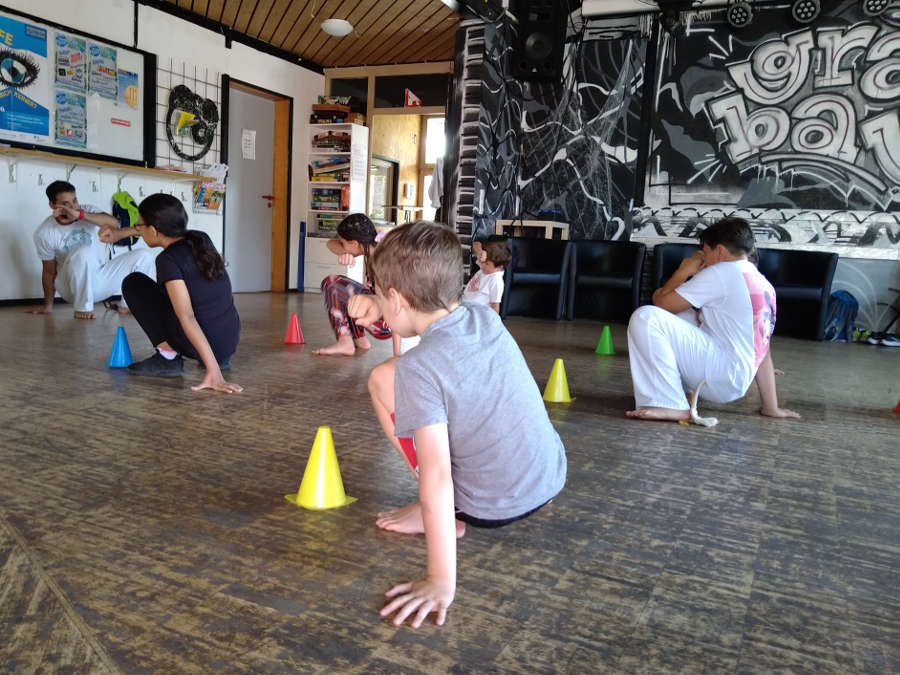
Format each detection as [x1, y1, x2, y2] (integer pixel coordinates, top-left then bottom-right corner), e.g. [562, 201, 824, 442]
[626, 407, 691, 422]
[354, 336, 372, 350]
[114, 305, 131, 315]
[73, 310, 95, 320]
[376, 501, 466, 538]
[313, 335, 356, 356]
[759, 406, 801, 419]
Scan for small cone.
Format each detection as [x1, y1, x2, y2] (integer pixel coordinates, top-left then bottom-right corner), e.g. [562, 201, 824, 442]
[106, 326, 133, 367]
[285, 426, 356, 510]
[595, 325, 615, 355]
[284, 313, 304, 344]
[894, 399, 900, 414]
[543, 358, 574, 403]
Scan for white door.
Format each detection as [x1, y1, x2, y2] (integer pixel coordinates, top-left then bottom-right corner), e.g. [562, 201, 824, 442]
[225, 87, 275, 292]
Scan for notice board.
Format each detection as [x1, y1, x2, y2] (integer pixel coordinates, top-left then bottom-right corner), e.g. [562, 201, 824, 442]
[0, 6, 154, 164]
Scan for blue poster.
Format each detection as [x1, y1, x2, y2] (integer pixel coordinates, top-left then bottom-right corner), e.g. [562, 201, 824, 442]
[88, 43, 117, 99]
[55, 33, 86, 91]
[55, 89, 86, 147]
[0, 14, 49, 139]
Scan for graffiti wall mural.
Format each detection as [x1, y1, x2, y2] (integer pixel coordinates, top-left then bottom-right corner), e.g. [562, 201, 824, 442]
[468, 16, 647, 241]
[642, 3, 900, 249]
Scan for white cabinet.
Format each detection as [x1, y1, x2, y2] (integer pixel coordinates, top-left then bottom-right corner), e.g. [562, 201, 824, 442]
[303, 236, 364, 293]
[307, 122, 368, 234]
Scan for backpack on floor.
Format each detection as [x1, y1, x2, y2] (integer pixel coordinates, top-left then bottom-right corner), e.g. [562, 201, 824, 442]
[823, 290, 859, 342]
[111, 191, 140, 249]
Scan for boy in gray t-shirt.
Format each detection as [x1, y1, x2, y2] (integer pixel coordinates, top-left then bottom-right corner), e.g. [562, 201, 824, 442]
[348, 221, 567, 630]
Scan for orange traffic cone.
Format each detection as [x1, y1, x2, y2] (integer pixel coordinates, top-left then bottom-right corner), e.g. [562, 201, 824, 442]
[284, 313, 304, 344]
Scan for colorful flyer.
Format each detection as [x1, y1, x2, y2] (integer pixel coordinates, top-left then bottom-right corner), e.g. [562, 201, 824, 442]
[88, 43, 117, 99]
[117, 68, 138, 108]
[54, 32, 86, 91]
[55, 89, 86, 147]
[0, 13, 50, 141]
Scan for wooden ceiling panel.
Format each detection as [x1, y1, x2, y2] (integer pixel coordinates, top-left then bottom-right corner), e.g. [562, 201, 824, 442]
[363, 0, 444, 66]
[159, 0, 458, 67]
[330, 0, 418, 67]
[206, 0, 227, 22]
[218, 0, 242, 27]
[256, 0, 294, 43]
[245, 0, 277, 38]
[233, 0, 261, 33]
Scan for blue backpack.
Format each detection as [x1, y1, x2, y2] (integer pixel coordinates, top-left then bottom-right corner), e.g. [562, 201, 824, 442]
[823, 290, 859, 342]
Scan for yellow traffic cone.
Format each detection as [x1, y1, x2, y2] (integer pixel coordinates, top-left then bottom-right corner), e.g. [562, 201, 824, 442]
[285, 426, 357, 510]
[542, 358, 574, 403]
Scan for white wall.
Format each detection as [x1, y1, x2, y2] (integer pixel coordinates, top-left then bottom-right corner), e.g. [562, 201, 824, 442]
[1, 0, 322, 300]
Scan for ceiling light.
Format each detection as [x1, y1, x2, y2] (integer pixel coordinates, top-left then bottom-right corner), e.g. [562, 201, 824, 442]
[321, 19, 353, 37]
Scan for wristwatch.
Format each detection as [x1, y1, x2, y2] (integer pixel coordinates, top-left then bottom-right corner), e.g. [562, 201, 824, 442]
[78, 208, 85, 220]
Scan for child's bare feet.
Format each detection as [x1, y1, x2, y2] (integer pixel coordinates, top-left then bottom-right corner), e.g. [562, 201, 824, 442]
[376, 501, 466, 538]
[354, 336, 372, 350]
[759, 406, 801, 419]
[626, 407, 691, 422]
[73, 310, 95, 320]
[313, 335, 356, 356]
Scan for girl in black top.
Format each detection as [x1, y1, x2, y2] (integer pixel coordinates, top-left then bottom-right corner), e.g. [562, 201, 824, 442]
[122, 193, 242, 393]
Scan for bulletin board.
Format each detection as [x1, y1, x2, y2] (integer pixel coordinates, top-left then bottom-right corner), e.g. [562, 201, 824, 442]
[0, 6, 154, 164]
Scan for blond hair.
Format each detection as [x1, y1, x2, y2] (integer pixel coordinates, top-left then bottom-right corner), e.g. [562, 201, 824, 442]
[369, 221, 463, 312]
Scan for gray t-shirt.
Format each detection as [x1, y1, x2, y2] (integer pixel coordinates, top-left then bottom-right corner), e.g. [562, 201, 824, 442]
[394, 302, 567, 520]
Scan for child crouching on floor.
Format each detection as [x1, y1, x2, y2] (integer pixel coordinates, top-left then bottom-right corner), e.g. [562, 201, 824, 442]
[462, 235, 511, 313]
[348, 221, 567, 629]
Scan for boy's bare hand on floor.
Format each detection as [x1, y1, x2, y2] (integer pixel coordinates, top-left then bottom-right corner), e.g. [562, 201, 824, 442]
[380, 578, 454, 628]
[759, 406, 800, 419]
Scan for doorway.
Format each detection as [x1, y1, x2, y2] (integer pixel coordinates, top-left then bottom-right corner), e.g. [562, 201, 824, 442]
[223, 78, 292, 292]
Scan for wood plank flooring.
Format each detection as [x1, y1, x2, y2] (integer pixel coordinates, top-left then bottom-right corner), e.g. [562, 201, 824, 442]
[1, 293, 898, 673]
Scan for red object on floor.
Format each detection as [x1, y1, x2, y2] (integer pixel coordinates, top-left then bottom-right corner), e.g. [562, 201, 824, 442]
[894, 400, 900, 414]
[284, 313, 304, 344]
[390, 412, 418, 476]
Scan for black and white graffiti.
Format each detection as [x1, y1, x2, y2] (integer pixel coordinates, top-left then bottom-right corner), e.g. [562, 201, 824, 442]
[646, 3, 900, 247]
[467, 15, 647, 241]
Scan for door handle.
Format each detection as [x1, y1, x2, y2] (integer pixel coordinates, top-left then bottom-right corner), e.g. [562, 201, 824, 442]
[261, 194, 274, 200]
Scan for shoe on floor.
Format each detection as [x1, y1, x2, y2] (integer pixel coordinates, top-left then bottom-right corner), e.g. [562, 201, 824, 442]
[867, 332, 885, 345]
[881, 333, 900, 347]
[128, 352, 184, 377]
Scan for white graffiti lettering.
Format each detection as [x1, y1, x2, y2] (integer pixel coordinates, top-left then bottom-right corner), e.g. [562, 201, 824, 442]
[815, 24, 878, 88]
[728, 32, 815, 105]
[708, 92, 789, 162]
[860, 111, 900, 184]
[791, 94, 858, 163]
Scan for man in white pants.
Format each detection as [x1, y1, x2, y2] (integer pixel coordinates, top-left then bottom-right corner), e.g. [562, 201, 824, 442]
[25, 181, 156, 320]
[626, 217, 799, 423]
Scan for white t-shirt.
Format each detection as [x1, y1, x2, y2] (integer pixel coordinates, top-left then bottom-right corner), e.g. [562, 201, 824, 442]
[462, 269, 504, 306]
[33, 204, 103, 267]
[676, 259, 777, 387]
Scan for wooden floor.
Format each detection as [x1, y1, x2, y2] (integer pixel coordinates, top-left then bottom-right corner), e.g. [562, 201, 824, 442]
[1, 293, 898, 673]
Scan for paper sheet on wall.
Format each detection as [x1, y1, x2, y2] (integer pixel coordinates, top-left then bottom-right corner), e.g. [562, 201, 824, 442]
[54, 89, 86, 147]
[88, 43, 117, 99]
[55, 33, 86, 91]
[241, 128, 256, 160]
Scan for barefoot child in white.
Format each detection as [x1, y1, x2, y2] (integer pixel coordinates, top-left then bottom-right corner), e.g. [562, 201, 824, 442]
[627, 217, 800, 423]
[462, 236, 510, 313]
[348, 221, 566, 628]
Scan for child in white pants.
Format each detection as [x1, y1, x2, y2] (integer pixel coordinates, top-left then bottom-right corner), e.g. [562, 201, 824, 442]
[627, 217, 799, 423]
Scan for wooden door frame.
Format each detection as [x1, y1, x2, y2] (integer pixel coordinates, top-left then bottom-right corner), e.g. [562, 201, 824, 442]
[221, 76, 293, 292]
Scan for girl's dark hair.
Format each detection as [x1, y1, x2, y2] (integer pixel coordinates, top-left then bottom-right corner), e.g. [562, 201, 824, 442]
[337, 213, 378, 281]
[139, 193, 225, 281]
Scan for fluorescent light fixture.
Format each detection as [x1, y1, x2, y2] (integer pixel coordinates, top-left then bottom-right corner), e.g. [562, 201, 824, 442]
[321, 18, 353, 37]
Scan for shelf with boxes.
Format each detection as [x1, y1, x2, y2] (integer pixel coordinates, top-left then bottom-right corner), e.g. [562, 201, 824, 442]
[307, 123, 367, 234]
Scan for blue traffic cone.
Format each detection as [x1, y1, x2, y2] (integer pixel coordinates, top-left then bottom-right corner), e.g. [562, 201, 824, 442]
[107, 326, 133, 367]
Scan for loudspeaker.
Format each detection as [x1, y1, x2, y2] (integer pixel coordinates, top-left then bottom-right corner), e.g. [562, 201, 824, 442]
[512, 0, 566, 81]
